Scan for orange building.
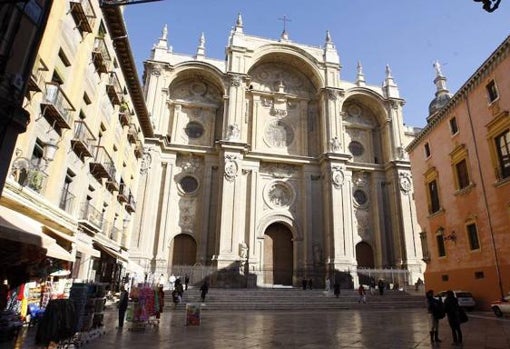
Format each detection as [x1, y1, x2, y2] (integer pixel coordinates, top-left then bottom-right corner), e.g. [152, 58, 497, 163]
[407, 35, 510, 309]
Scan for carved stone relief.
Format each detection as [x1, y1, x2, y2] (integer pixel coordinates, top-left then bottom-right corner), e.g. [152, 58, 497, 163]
[260, 163, 297, 178]
[353, 172, 368, 187]
[399, 172, 412, 194]
[177, 154, 201, 173]
[264, 120, 294, 148]
[179, 198, 196, 231]
[249, 63, 314, 98]
[264, 181, 295, 208]
[224, 155, 239, 181]
[331, 166, 344, 189]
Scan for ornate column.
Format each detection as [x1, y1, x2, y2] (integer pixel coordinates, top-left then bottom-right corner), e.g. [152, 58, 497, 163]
[225, 74, 245, 141]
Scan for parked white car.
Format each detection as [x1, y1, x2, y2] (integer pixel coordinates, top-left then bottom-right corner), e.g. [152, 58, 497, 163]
[436, 290, 476, 310]
[491, 293, 510, 317]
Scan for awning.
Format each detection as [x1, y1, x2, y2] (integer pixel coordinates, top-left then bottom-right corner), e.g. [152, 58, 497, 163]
[127, 259, 145, 275]
[94, 242, 128, 262]
[0, 205, 74, 262]
[75, 239, 100, 258]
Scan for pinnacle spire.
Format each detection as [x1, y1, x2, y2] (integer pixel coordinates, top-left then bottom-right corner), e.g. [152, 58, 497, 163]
[382, 64, 399, 98]
[195, 32, 206, 58]
[428, 60, 451, 117]
[356, 61, 366, 86]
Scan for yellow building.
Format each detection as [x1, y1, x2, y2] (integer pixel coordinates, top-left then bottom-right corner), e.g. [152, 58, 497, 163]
[0, 1, 151, 290]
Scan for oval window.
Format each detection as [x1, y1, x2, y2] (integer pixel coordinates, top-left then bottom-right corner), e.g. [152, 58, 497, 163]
[179, 176, 199, 194]
[185, 122, 204, 139]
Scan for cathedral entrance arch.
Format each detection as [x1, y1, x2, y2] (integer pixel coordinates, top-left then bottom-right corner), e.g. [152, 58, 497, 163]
[170, 234, 197, 266]
[264, 223, 293, 285]
[356, 241, 374, 268]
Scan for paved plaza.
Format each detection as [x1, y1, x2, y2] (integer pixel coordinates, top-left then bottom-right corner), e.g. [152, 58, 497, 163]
[5, 307, 510, 349]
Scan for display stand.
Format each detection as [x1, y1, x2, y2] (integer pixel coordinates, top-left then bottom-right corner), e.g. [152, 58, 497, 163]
[128, 284, 157, 331]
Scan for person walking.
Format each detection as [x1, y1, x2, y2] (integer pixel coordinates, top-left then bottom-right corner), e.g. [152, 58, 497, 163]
[308, 278, 313, 290]
[378, 279, 385, 295]
[200, 281, 209, 302]
[302, 278, 307, 290]
[184, 274, 190, 290]
[426, 289, 444, 343]
[358, 285, 367, 303]
[118, 286, 129, 329]
[333, 282, 341, 298]
[444, 290, 463, 346]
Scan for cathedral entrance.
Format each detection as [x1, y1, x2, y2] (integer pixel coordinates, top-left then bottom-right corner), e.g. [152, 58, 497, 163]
[264, 223, 293, 285]
[356, 241, 374, 268]
[170, 234, 197, 265]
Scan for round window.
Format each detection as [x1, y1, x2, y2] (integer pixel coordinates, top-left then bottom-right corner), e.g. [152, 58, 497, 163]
[179, 176, 199, 194]
[185, 122, 204, 139]
[348, 141, 364, 156]
[354, 189, 368, 205]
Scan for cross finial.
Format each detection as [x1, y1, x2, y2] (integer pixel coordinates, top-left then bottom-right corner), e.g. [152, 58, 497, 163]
[278, 15, 291, 33]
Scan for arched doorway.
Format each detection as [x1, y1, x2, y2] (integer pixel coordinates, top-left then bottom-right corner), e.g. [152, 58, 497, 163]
[356, 241, 374, 268]
[264, 223, 293, 285]
[170, 234, 197, 265]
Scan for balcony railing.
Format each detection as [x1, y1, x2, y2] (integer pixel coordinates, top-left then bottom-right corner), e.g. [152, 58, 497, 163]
[89, 146, 116, 182]
[127, 124, 137, 144]
[70, 0, 96, 33]
[125, 192, 136, 214]
[59, 188, 75, 214]
[134, 140, 143, 159]
[119, 111, 130, 127]
[92, 37, 111, 74]
[40, 82, 74, 131]
[79, 201, 103, 232]
[27, 56, 48, 93]
[117, 183, 128, 204]
[106, 72, 122, 105]
[71, 120, 96, 159]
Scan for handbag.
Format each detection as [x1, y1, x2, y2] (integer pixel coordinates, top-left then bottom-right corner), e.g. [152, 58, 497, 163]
[458, 307, 468, 323]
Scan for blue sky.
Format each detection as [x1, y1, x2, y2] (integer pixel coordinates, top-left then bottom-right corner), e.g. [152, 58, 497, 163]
[123, 0, 509, 128]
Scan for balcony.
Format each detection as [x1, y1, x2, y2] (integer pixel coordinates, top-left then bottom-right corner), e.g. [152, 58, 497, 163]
[119, 110, 130, 127]
[89, 146, 116, 182]
[125, 192, 136, 214]
[127, 123, 137, 144]
[40, 82, 74, 132]
[134, 140, 143, 159]
[92, 37, 111, 74]
[117, 183, 128, 204]
[78, 201, 103, 233]
[13, 168, 48, 194]
[59, 188, 75, 214]
[70, 0, 96, 33]
[27, 57, 48, 93]
[71, 120, 96, 160]
[106, 72, 122, 105]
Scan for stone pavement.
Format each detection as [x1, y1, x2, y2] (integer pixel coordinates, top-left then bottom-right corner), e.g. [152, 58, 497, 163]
[5, 308, 510, 349]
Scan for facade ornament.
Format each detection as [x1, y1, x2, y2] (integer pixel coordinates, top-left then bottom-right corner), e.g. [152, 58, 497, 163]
[353, 171, 368, 187]
[399, 172, 412, 194]
[331, 166, 345, 189]
[330, 136, 341, 152]
[327, 89, 337, 100]
[178, 154, 200, 173]
[140, 150, 152, 175]
[230, 74, 242, 87]
[227, 124, 240, 140]
[224, 155, 239, 181]
[267, 181, 293, 207]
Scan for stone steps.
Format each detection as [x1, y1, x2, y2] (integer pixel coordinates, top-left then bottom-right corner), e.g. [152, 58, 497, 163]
[163, 288, 425, 311]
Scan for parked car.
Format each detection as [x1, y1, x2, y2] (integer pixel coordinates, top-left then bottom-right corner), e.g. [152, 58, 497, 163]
[436, 290, 476, 310]
[491, 293, 510, 317]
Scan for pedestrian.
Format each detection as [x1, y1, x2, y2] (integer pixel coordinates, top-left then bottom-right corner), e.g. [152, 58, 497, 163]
[184, 274, 190, 290]
[156, 286, 164, 319]
[444, 290, 463, 346]
[308, 278, 313, 290]
[369, 277, 376, 296]
[358, 285, 367, 303]
[426, 289, 444, 343]
[169, 274, 176, 290]
[118, 285, 129, 329]
[378, 279, 385, 295]
[175, 278, 184, 302]
[302, 278, 307, 290]
[200, 281, 209, 302]
[333, 282, 341, 298]
[172, 289, 180, 308]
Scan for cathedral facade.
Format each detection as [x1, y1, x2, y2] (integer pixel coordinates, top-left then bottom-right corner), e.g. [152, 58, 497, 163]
[130, 16, 424, 287]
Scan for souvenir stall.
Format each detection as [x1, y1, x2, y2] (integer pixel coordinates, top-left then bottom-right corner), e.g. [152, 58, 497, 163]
[128, 284, 160, 331]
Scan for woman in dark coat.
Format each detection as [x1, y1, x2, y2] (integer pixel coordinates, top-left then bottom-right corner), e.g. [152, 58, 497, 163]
[118, 287, 129, 329]
[444, 290, 463, 345]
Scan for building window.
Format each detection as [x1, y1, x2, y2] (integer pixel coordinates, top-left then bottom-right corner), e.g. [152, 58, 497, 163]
[428, 180, 441, 214]
[185, 121, 204, 139]
[353, 189, 368, 206]
[178, 176, 199, 194]
[474, 271, 484, 279]
[455, 159, 470, 190]
[449, 117, 458, 135]
[466, 223, 480, 250]
[59, 170, 75, 213]
[486, 79, 499, 103]
[495, 130, 510, 180]
[419, 232, 430, 262]
[348, 141, 364, 156]
[436, 232, 446, 257]
[424, 142, 431, 158]
[441, 275, 449, 282]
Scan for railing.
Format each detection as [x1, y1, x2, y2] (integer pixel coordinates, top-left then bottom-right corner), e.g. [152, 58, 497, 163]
[26, 169, 48, 193]
[93, 37, 111, 61]
[127, 124, 137, 143]
[79, 201, 103, 229]
[106, 72, 122, 105]
[126, 192, 136, 213]
[42, 82, 74, 126]
[72, 120, 95, 155]
[91, 146, 116, 180]
[29, 56, 47, 91]
[70, 0, 96, 31]
[59, 188, 75, 213]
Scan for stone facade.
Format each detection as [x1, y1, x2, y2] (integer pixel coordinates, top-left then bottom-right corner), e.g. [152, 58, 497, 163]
[132, 17, 424, 287]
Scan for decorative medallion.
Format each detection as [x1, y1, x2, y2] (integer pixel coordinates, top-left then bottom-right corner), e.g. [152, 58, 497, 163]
[224, 155, 239, 182]
[400, 173, 412, 194]
[230, 74, 242, 87]
[348, 104, 362, 117]
[265, 181, 294, 208]
[331, 166, 344, 189]
[264, 120, 294, 148]
[330, 137, 341, 152]
[140, 150, 152, 175]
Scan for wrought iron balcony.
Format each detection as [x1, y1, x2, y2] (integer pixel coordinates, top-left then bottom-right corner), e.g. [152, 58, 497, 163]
[92, 37, 111, 74]
[78, 201, 103, 232]
[105, 177, 119, 193]
[117, 183, 129, 204]
[59, 188, 75, 214]
[119, 110, 130, 127]
[70, 0, 96, 33]
[71, 120, 96, 159]
[125, 191, 136, 214]
[40, 82, 74, 131]
[127, 123, 137, 144]
[89, 146, 116, 182]
[27, 56, 48, 93]
[106, 72, 122, 105]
